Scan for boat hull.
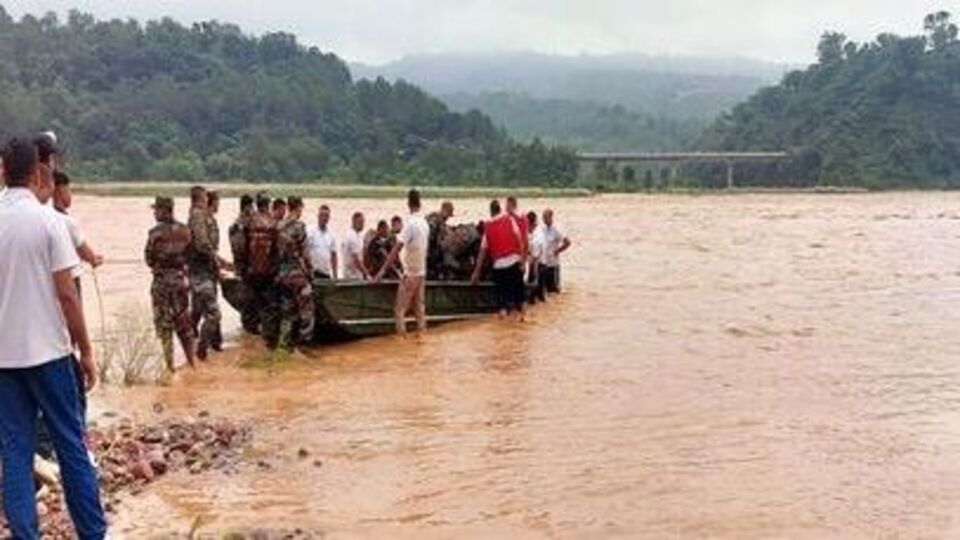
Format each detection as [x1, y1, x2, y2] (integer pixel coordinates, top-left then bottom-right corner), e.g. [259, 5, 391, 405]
[221, 277, 499, 342]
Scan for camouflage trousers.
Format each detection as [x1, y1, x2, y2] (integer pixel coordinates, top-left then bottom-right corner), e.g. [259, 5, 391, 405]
[246, 275, 281, 349]
[190, 272, 222, 357]
[236, 279, 261, 334]
[277, 276, 315, 351]
[151, 274, 196, 370]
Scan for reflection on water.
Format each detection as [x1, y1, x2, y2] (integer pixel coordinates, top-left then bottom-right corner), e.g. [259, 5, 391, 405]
[73, 193, 960, 537]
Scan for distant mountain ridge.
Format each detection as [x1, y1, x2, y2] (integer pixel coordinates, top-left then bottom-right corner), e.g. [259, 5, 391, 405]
[351, 51, 791, 119]
[353, 51, 792, 151]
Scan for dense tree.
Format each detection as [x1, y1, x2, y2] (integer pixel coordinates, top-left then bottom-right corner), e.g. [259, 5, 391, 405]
[0, 7, 577, 186]
[698, 12, 960, 188]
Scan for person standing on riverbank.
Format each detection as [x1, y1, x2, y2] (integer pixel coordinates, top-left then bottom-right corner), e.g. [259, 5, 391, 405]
[229, 195, 259, 334]
[146, 196, 198, 371]
[306, 205, 338, 280]
[539, 208, 572, 293]
[187, 186, 221, 361]
[0, 138, 107, 539]
[376, 189, 430, 337]
[276, 197, 314, 350]
[246, 195, 282, 349]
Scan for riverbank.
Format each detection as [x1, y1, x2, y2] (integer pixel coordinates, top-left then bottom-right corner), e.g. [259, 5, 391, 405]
[72, 182, 594, 199]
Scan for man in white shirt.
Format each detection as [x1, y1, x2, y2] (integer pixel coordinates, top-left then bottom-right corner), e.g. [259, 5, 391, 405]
[526, 211, 546, 303]
[539, 208, 572, 293]
[53, 171, 104, 294]
[0, 138, 106, 538]
[342, 211, 369, 280]
[376, 189, 431, 336]
[306, 204, 338, 280]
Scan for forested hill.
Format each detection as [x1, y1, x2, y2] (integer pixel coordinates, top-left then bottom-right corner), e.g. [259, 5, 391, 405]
[443, 92, 704, 152]
[0, 8, 577, 185]
[699, 12, 960, 189]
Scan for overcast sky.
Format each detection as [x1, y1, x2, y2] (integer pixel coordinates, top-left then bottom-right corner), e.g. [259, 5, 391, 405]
[6, 0, 955, 64]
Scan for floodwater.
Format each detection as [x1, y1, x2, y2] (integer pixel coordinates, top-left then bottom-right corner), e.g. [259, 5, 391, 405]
[72, 192, 960, 538]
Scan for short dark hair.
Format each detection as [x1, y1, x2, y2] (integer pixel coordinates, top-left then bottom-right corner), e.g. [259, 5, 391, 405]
[271, 198, 287, 210]
[489, 199, 502, 217]
[377, 219, 388, 230]
[352, 211, 363, 221]
[256, 193, 271, 212]
[2, 137, 39, 187]
[33, 134, 58, 165]
[54, 170, 71, 187]
[319, 204, 330, 212]
[208, 190, 220, 205]
[240, 194, 254, 211]
[526, 210, 537, 226]
[190, 185, 206, 204]
[407, 188, 421, 210]
[287, 196, 303, 210]
[391, 215, 402, 223]
[506, 195, 518, 208]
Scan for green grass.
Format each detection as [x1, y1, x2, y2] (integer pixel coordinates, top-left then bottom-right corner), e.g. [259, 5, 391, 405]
[72, 181, 594, 199]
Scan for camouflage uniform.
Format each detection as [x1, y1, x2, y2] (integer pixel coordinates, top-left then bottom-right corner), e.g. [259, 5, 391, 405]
[276, 217, 314, 349]
[245, 212, 282, 349]
[145, 206, 196, 370]
[229, 211, 260, 334]
[188, 205, 222, 358]
[426, 212, 454, 280]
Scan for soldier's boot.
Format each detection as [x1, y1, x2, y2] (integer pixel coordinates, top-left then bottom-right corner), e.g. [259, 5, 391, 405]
[159, 330, 175, 371]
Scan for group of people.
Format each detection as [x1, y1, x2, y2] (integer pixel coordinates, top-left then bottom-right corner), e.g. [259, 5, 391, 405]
[0, 136, 107, 538]
[226, 188, 435, 345]
[472, 196, 571, 320]
[0, 128, 573, 537]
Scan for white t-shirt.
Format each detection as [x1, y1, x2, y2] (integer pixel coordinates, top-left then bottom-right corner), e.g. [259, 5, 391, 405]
[306, 225, 337, 277]
[0, 188, 81, 368]
[528, 228, 544, 262]
[540, 224, 567, 267]
[59, 212, 86, 278]
[400, 212, 430, 277]
[341, 229, 365, 280]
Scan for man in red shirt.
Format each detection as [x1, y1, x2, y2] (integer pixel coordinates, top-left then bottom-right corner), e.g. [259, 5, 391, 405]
[472, 199, 528, 320]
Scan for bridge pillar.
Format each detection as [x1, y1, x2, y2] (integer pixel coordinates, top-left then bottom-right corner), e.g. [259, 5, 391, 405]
[726, 160, 735, 190]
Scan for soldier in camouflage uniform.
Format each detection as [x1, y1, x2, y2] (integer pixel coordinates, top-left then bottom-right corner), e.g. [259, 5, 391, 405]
[275, 196, 314, 350]
[229, 194, 259, 334]
[206, 190, 225, 350]
[245, 193, 282, 349]
[144, 196, 197, 370]
[426, 201, 455, 280]
[187, 186, 221, 360]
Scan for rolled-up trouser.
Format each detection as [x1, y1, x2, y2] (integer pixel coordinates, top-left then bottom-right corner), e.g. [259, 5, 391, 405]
[0, 356, 107, 539]
[394, 275, 426, 334]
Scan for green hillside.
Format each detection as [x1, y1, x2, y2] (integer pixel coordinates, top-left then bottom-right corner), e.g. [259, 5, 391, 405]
[0, 7, 577, 186]
[699, 12, 960, 188]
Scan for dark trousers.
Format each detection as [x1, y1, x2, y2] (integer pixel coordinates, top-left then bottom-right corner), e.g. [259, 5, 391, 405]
[492, 263, 525, 313]
[0, 357, 106, 539]
[539, 264, 561, 293]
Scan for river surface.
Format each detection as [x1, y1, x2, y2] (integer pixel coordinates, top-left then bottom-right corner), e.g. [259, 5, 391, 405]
[71, 192, 960, 538]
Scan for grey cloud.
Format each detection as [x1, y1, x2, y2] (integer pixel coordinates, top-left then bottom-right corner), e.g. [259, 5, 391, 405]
[7, 0, 952, 63]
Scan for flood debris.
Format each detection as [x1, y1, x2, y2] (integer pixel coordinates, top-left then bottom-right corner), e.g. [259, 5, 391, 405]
[0, 416, 252, 539]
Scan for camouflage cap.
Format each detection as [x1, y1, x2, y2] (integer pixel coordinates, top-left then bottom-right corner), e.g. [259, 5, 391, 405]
[151, 196, 174, 210]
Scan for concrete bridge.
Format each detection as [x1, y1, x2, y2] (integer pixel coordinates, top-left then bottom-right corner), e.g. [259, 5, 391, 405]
[578, 151, 790, 189]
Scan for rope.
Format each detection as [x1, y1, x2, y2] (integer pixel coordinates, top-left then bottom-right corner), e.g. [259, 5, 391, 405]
[91, 267, 108, 349]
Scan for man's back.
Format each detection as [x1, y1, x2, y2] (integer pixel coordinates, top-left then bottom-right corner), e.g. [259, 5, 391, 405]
[401, 213, 430, 277]
[0, 188, 79, 368]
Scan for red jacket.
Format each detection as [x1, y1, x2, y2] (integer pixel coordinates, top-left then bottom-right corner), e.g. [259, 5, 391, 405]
[484, 214, 522, 262]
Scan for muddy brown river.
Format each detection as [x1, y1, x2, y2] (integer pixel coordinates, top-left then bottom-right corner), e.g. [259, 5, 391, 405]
[71, 192, 960, 538]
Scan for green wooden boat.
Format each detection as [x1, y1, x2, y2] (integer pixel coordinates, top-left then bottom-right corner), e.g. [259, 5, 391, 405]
[221, 277, 499, 341]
